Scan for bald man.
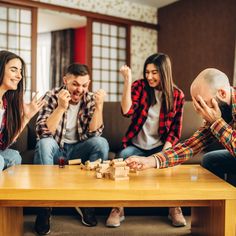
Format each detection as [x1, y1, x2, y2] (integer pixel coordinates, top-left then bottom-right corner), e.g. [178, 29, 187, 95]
[126, 68, 236, 182]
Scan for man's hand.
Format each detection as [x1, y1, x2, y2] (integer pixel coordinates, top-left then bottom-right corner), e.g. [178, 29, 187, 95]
[94, 89, 106, 107]
[192, 95, 221, 124]
[125, 156, 157, 170]
[57, 89, 71, 111]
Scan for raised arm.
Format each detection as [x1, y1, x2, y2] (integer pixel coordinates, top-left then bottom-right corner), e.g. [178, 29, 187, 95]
[120, 65, 132, 114]
[89, 89, 106, 132]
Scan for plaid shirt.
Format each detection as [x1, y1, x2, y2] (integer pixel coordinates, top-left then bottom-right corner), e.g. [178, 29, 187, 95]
[154, 87, 236, 168]
[36, 86, 104, 148]
[122, 79, 185, 148]
[0, 97, 7, 150]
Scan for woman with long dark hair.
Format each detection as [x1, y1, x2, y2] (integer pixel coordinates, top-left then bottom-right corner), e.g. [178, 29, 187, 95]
[0, 50, 45, 170]
[106, 53, 186, 228]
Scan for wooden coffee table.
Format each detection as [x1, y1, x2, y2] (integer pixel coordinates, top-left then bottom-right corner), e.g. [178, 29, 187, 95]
[0, 164, 236, 236]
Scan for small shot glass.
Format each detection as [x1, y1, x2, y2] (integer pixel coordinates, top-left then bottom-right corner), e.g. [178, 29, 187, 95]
[58, 156, 65, 168]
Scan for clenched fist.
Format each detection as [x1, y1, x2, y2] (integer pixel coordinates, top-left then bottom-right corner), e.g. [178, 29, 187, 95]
[94, 89, 106, 107]
[57, 89, 71, 111]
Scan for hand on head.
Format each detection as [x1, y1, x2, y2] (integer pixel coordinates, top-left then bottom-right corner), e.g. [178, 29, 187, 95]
[192, 95, 221, 124]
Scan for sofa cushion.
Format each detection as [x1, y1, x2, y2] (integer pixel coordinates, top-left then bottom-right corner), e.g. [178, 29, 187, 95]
[103, 102, 130, 153]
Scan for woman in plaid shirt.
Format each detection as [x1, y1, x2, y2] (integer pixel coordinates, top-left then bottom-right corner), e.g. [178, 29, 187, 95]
[106, 53, 185, 228]
[126, 69, 236, 189]
[0, 50, 44, 171]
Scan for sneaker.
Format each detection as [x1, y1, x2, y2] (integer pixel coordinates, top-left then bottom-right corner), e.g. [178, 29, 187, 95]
[34, 207, 52, 235]
[168, 207, 186, 227]
[106, 207, 125, 228]
[75, 207, 97, 227]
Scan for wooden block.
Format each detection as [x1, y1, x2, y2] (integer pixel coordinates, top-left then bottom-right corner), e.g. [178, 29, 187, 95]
[111, 161, 127, 167]
[96, 172, 103, 179]
[68, 159, 81, 165]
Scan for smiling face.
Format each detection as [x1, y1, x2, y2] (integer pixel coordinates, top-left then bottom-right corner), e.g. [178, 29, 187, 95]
[63, 74, 90, 104]
[145, 63, 161, 88]
[1, 58, 22, 91]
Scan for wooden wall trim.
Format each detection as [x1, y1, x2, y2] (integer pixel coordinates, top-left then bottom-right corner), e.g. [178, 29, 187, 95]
[0, 0, 159, 30]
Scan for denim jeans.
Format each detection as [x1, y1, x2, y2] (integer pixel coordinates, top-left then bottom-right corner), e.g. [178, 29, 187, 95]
[0, 148, 22, 171]
[202, 149, 236, 180]
[118, 144, 164, 159]
[34, 136, 109, 165]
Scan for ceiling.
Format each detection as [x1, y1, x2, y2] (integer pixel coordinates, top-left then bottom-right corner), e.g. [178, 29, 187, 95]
[125, 0, 179, 8]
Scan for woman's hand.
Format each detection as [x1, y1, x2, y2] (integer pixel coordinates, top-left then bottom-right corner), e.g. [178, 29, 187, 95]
[120, 65, 132, 83]
[23, 92, 45, 121]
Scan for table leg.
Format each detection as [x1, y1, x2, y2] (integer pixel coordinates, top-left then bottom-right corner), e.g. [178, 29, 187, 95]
[0, 207, 23, 236]
[191, 200, 236, 236]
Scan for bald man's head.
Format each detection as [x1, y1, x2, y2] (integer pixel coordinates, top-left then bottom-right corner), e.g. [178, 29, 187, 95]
[190, 68, 232, 123]
[190, 68, 231, 107]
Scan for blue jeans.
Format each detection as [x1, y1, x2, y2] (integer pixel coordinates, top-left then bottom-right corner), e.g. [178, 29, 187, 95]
[34, 137, 109, 165]
[118, 144, 164, 159]
[0, 148, 22, 171]
[202, 149, 236, 180]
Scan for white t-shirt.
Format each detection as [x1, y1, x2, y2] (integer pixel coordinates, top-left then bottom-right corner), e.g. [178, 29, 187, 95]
[132, 90, 163, 150]
[0, 108, 5, 128]
[64, 103, 80, 144]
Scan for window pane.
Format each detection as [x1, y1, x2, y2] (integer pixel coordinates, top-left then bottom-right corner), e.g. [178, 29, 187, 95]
[110, 25, 117, 36]
[20, 50, 31, 64]
[119, 27, 126, 38]
[93, 58, 100, 69]
[102, 70, 109, 80]
[20, 37, 31, 50]
[8, 35, 19, 49]
[110, 60, 117, 70]
[101, 82, 109, 91]
[101, 47, 109, 58]
[118, 38, 126, 49]
[101, 59, 109, 70]
[20, 10, 31, 23]
[0, 34, 7, 47]
[93, 22, 101, 34]
[9, 8, 19, 21]
[110, 82, 117, 93]
[0, 20, 7, 33]
[102, 23, 109, 35]
[118, 50, 126, 60]
[92, 81, 101, 91]
[101, 36, 109, 47]
[118, 60, 126, 69]
[118, 83, 124, 93]
[0, 7, 7, 20]
[110, 48, 117, 59]
[93, 34, 100, 45]
[93, 69, 100, 80]
[9, 22, 19, 35]
[110, 94, 117, 102]
[110, 71, 117, 82]
[20, 23, 31, 37]
[93, 46, 100, 57]
[110, 37, 117, 48]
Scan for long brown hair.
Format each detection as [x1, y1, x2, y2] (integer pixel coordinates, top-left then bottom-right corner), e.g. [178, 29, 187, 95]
[0, 50, 25, 146]
[143, 53, 174, 112]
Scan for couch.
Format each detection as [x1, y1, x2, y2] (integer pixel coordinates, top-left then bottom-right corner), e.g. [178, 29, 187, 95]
[13, 101, 218, 165]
